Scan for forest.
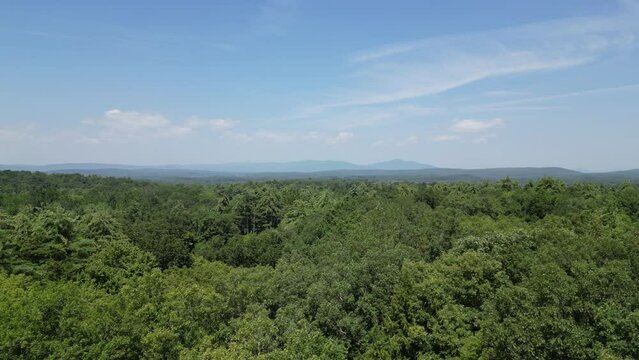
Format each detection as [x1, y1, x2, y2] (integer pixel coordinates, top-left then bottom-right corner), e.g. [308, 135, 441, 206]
[1, 170, 639, 359]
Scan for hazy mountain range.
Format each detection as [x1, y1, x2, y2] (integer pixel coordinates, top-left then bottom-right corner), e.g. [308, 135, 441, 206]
[0, 159, 434, 173]
[1, 160, 638, 184]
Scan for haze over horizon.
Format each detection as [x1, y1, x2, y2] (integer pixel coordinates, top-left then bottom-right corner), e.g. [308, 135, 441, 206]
[2, 0, 639, 171]
[0, 160, 636, 174]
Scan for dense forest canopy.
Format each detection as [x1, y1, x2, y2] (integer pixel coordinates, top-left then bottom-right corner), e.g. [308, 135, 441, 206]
[1, 170, 639, 359]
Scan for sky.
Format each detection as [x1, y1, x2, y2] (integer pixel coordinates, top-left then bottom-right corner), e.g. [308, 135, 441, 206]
[1, 0, 638, 170]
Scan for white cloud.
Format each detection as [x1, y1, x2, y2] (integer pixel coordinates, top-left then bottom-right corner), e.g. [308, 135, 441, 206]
[432, 118, 503, 144]
[222, 131, 254, 144]
[255, 130, 296, 143]
[396, 135, 419, 146]
[325, 131, 353, 144]
[432, 134, 461, 142]
[372, 135, 420, 147]
[450, 118, 503, 133]
[371, 139, 387, 147]
[431, 133, 498, 144]
[76, 136, 101, 144]
[82, 110, 237, 142]
[102, 109, 170, 130]
[83, 109, 176, 141]
[315, 6, 638, 110]
[184, 117, 236, 130]
[434, 118, 502, 143]
[223, 129, 354, 145]
[0, 124, 36, 142]
[156, 126, 193, 138]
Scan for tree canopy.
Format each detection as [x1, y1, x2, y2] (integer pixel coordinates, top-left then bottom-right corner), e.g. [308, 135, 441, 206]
[1, 170, 638, 359]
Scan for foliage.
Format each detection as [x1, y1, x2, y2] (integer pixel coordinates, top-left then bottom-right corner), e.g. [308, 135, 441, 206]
[1, 171, 639, 359]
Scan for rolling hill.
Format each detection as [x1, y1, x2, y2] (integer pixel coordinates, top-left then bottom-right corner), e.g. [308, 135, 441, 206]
[2, 161, 638, 184]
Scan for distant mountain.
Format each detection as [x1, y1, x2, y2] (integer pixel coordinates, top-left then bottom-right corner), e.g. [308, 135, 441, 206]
[179, 160, 361, 173]
[362, 159, 435, 170]
[0, 163, 145, 171]
[168, 159, 435, 173]
[1, 160, 435, 173]
[2, 162, 639, 184]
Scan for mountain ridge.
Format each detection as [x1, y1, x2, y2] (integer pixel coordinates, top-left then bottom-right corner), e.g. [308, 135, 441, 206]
[0, 159, 436, 173]
[3, 164, 639, 184]
[2, 161, 639, 184]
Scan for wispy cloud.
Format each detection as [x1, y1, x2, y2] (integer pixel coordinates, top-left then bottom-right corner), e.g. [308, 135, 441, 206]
[371, 139, 387, 147]
[184, 117, 236, 131]
[396, 135, 419, 146]
[482, 90, 528, 98]
[224, 129, 354, 145]
[450, 118, 503, 133]
[471, 83, 639, 110]
[253, 0, 299, 36]
[350, 6, 637, 64]
[1, 21, 234, 55]
[0, 27, 79, 41]
[370, 135, 420, 147]
[296, 103, 438, 131]
[314, 5, 638, 110]
[432, 134, 461, 142]
[432, 133, 496, 144]
[471, 134, 497, 144]
[325, 131, 354, 144]
[0, 124, 37, 142]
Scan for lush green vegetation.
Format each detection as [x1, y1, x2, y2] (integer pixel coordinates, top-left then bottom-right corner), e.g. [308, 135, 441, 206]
[1, 170, 639, 359]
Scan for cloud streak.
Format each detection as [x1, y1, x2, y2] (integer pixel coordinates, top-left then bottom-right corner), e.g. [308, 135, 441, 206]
[315, 5, 638, 110]
[469, 83, 639, 111]
[224, 129, 354, 145]
[253, 0, 299, 36]
[451, 118, 502, 133]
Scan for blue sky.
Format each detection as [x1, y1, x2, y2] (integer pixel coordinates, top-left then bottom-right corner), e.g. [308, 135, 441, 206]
[1, 0, 638, 170]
